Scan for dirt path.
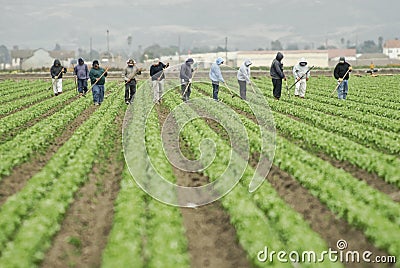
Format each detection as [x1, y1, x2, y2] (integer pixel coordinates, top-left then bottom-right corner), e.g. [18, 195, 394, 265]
[191, 91, 393, 267]
[0, 104, 97, 206]
[41, 110, 124, 268]
[157, 104, 250, 268]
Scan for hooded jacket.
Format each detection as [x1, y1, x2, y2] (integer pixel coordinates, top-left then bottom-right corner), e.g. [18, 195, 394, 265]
[237, 59, 252, 82]
[180, 58, 194, 83]
[150, 61, 167, 81]
[50, 59, 66, 79]
[89, 66, 107, 85]
[123, 64, 141, 83]
[74, 58, 89, 80]
[334, 60, 351, 80]
[270, 52, 285, 79]
[292, 57, 310, 80]
[209, 57, 225, 84]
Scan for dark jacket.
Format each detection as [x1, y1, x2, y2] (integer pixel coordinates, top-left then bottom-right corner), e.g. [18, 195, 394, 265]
[180, 60, 193, 83]
[150, 62, 167, 81]
[89, 67, 107, 85]
[74, 61, 89, 80]
[50, 59, 67, 79]
[270, 52, 285, 79]
[334, 62, 351, 80]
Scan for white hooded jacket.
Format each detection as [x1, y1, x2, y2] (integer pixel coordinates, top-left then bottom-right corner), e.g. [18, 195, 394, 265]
[237, 59, 252, 82]
[293, 57, 310, 80]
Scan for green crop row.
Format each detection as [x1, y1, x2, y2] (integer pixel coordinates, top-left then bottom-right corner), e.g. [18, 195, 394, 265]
[0, 83, 75, 116]
[308, 75, 400, 107]
[0, 88, 77, 140]
[255, 76, 400, 121]
[162, 88, 340, 267]
[0, 87, 123, 267]
[198, 83, 400, 186]
[263, 92, 399, 155]
[0, 80, 52, 105]
[0, 79, 39, 97]
[282, 93, 399, 133]
[195, 83, 400, 257]
[0, 90, 91, 177]
[102, 85, 190, 268]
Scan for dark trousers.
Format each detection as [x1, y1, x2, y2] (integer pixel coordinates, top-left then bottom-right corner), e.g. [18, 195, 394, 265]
[181, 83, 191, 101]
[212, 82, 219, 100]
[77, 79, 88, 94]
[272, 79, 282, 99]
[238, 80, 247, 100]
[125, 80, 136, 103]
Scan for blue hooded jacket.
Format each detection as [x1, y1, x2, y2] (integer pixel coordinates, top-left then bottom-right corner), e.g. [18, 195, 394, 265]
[209, 57, 225, 84]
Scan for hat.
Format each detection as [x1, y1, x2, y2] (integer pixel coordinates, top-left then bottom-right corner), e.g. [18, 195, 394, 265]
[216, 57, 224, 65]
[78, 58, 84, 64]
[186, 58, 194, 63]
[153, 58, 160, 64]
[127, 59, 135, 65]
[92, 60, 99, 66]
[339, 57, 345, 63]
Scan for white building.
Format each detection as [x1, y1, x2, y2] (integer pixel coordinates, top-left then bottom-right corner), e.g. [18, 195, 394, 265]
[383, 40, 400, 59]
[159, 50, 329, 68]
[21, 49, 55, 70]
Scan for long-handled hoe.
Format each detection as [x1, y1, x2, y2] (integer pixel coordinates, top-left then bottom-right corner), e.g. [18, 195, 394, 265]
[287, 65, 315, 93]
[330, 68, 350, 96]
[47, 68, 65, 91]
[89, 67, 109, 91]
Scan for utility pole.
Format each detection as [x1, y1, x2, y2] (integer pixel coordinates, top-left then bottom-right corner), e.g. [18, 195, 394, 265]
[178, 35, 181, 63]
[106, 30, 110, 54]
[225, 36, 228, 65]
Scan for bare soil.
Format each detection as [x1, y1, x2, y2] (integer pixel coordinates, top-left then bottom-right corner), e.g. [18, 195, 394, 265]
[0, 104, 97, 206]
[41, 109, 124, 268]
[156, 103, 251, 268]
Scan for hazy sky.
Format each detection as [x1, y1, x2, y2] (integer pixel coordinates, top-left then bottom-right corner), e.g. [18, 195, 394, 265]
[1, 0, 399, 52]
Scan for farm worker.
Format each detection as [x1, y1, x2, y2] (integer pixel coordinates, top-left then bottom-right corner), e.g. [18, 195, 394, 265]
[73, 58, 89, 97]
[180, 58, 195, 102]
[50, 59, 67, 96]
[123, 59, 142, 104]
[237, 59, 252, 100]
[292, 57, 310, 98]
[150, 58, 169, 104]
[89, 60, 108, 106]
[333, 57, 352, 100]
[270, 52, 286, 100]
[209, 57, 225, 101]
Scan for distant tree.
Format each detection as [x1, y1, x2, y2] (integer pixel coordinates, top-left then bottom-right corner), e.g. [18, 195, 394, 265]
[303, 44, 311, 50]
[359, 40, 379, 53]
[212, 46, 226, 53]
[54, 43, 61, 51]
[340, 38, 345, 48]
[286, 43, 299, 50]
[271, 40, 283, 50]
[378, 36, 383, 52]
[0, 45, 11, 69]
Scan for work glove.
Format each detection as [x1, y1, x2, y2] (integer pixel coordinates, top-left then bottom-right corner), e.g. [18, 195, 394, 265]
[348, 66, 353, 71]
[189, 79, 192, 83]
[306, 78, 309, 81]
[297, 77, 301, 81]
[338, 78, 343, 82]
